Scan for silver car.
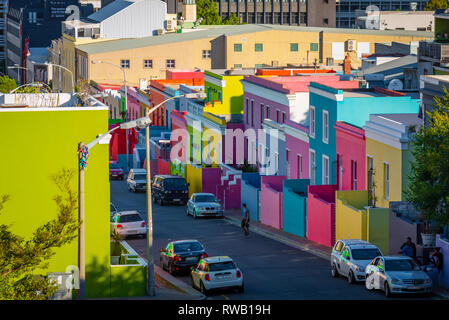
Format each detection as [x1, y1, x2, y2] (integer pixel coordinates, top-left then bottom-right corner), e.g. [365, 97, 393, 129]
[365, 255, 433, 297]
[186, 193, 224, 219]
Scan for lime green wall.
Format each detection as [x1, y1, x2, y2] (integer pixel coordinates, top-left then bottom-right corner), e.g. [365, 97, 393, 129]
[0, 108, 110, 298]
[187, 124, 203, 164]
[367, 207, 390, 255]
[435, 17, 449, 42]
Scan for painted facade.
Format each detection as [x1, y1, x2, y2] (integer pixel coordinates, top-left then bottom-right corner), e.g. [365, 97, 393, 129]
[241, 173, 261, 222]
[283, 179, 310, 238]
[260, 176, 286, 229]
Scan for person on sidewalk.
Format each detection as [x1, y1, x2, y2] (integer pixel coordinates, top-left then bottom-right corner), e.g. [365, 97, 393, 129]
[241, 203, 250, 236]
[431, 247, 443, 274]
[399, 237, 416, 259]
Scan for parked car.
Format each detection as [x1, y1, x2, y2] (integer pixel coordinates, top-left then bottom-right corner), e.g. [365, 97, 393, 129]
[191, 256, 244, 296]
[109, 162, 124, 180]
[186, 193, 224, 218]
[160, 240, 208, 275]
[365, 255, 433, 297]
[151, 175, 189, 205]
[110, 211, 146, 238]
[110, 202, 118, 219]
[127, 168, 147, 193]
[331, 239, 382, 283]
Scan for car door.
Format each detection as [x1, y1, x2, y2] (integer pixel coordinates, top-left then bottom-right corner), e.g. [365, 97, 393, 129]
[339, 246, 351, 277]
[191, 261, 203, 288]
[366, 257, 379, 289]
[332, 241, 343, 266]
[376, 258, 387, 289]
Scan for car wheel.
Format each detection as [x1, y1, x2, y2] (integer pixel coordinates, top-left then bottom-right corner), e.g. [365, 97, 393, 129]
[200, 281, 209, 296]
[331, 264, 339, 278]
[347, 270, 355, 284]
[384, 282, 392, 298]
[168, 263, 175, 275]
[186, 208, 190, 216]
[193, 211, 197, 219]
[191, 275, 196, 289]
[160, 259, 165, 270]
[365, 275, 374, 291]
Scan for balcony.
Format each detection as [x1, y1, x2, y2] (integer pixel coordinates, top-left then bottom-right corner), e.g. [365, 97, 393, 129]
[419, 41, 449, 65]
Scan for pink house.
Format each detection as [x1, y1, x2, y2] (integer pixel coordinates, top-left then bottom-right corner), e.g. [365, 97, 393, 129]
[335, 122, 366, 191]
[126, 87, 141, 120]
[260, 175, 286, 229]
[284, 120, 309, 180]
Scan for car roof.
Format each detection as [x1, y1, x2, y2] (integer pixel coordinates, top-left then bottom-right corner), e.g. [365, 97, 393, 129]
[170, 239, 203, 245]
[338, 239, 378, 248]
[155, 175, 185, 179]
[131, 169, 146, 173]
[117, 210, 141, 216]
[193, 193, 216, 196]
[384, 255, 414, 260]
[203, 256, 233, 264]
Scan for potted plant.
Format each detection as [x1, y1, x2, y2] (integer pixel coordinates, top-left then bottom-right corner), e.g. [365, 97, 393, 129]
[110, 230, 123, 265]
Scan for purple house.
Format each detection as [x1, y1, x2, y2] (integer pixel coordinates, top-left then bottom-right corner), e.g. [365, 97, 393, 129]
[284, 120, 309, 180]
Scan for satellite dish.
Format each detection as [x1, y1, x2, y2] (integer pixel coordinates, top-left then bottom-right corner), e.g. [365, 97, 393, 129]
[388, 79, 403, 91]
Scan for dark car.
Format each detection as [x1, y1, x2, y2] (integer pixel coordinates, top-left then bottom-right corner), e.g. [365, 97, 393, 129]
[151, 175, 189, 205]
[109, 162, 124, 180]
[160, 240, 208, 275]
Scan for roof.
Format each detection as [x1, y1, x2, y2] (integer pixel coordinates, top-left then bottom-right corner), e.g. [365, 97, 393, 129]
[171, 239, 202, 244]
[192, 193, 216, 196]
[154, 174, 185, 179]
[373, 113, 422, 129]
[87, 0, 138, 22]
[384, 255, 414, 260]
[204, 256, 233, 263]
[354, 55, 417, 77]
[76, 24, 432, 55]
[117, 210, 140, 215]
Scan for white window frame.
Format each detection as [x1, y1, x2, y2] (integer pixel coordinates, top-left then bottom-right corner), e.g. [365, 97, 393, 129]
[309, 149, 316, 185]
[143, 59, 153, 69]
[338, 154, 343, 190]
[310, 106, 316, 138]
[323, 155, 330, 185]
[322, 110, 329, 144]
[202, 50, 211, 59]
[297, 154, 303, 179]
[166, 59, 176, 68]
[286, 149, 291, 179]
[120, 59, 130, 69]
[384, 162, 390, 200]
[352, 160, 357, 190]
[275, 152, 279, 175]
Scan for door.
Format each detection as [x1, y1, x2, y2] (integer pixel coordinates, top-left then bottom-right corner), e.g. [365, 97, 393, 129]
[376, 258, 387, 290]
[339, 247, 351, 276]
[366, 257, 379, 289]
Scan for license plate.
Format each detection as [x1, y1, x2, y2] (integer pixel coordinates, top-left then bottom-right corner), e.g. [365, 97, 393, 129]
[112, 175, 118, 177]
[186, 257, 197, 262]
[407, 286, 420, 290]
[173, 199, 180, 201]
[127, 230, 137, 234]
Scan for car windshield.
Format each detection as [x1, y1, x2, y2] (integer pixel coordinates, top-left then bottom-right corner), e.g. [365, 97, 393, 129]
[164, 178, 187, 190]
[110, 203, 117, 212]
[119, 214, 141, 223]
[195, 195, 217, 203]
[385, 259, 421, 272]
[209, 261, 236, 272]
[134, 174, 147, 180]
[351, 249, 382, 260]
[173, 242, 203, 253]
[109, 163, 121, 169]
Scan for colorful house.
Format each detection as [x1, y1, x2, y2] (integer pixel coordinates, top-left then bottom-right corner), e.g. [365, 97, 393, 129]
[284, 120, 309, 180]
[0, 93, 146, 298]
[283, 179, 310, 237]
[260, 176, 286, 229]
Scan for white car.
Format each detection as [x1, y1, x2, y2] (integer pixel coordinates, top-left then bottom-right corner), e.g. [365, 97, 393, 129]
[110, 210, 146, 238]
[331, 239, 382, 283]
[127, 168, 147, 193]
[191, 256, 244, 296]
[365, 255, 433, 297]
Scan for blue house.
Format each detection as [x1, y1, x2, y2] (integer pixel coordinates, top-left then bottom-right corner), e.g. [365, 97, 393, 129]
[308, 82, 420, 186]
[261, 119, 286, 176]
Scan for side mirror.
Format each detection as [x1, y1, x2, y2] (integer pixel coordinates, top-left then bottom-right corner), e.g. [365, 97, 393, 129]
[160, 249, 164, 253]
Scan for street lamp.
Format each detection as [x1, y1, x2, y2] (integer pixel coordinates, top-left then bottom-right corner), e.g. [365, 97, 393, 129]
[144, 91, 206, 296]
[77, 116, 151, 299]
[7, 65, 34, 84]
[9, 82, 52, 94]
[44, 63, 75, 93]
[91, 60, 130, 173]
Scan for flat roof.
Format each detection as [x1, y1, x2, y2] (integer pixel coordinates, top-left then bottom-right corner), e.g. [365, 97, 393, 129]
[343, 91, 383, 98]
[374, 113, 422, 128]
[76, 24, 432, 55]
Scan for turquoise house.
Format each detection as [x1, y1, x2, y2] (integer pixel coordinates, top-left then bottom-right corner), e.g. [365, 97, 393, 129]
[282, 179, 310, 238]
[308, 82, 420, 186]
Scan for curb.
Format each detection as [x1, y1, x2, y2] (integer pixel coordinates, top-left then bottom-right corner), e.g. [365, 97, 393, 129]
[154, 265, 206, 300]
[224, 216, 330, 260]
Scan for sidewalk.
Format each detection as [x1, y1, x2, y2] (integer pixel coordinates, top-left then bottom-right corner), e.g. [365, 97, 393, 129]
[224, 209, 449, 300]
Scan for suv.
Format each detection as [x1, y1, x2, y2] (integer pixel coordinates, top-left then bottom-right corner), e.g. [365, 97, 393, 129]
[151, 175, 189, 205]
[331, 239, 382, 284]
[127, 168, 147, 193]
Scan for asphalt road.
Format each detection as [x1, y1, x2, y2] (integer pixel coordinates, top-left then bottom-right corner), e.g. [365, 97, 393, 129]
[110, 179, 437, 300]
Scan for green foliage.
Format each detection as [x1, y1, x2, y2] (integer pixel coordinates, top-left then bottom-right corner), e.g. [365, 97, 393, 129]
[15, 86, 41, 94]
[223, 13, 240, 25]
[405, 87, 449, 232]
[0, 75, 18, 93]
[0, 168, 80, 300]
[195, 0, 240, 25]
[424, 0, 449, 10]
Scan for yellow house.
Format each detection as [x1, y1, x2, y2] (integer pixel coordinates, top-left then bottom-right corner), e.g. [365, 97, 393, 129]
[363, 113, 421, 209]
[66, 24, 430, 89]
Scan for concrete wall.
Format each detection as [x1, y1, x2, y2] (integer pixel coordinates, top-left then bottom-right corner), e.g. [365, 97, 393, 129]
[241, 172, 261, 222]
[389, 209, 419, 256]
[283, 179, 310, 238]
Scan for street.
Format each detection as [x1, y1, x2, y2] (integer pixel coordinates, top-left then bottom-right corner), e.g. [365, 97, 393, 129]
[111, 180, 437, 300]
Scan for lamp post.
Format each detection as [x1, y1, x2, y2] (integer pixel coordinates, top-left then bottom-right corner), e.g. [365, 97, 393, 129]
[144, 92, 206, 296]
[91, 60, 130, 173]
[44, 63, 75, 93]
[9, 82, 52, 94]
[7, 65, 33, 85]
[77, 117, 151, 299]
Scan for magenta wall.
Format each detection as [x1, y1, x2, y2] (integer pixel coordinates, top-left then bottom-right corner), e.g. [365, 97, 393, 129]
[285, 122, 309, 180]
[216, 166, 242, 210]
[307, 185, 337, 247]
[260, 176, 286, 229]
[224, 122, 245, 165]
[202, 167, 222, 195]
[335, 122, 366, 191]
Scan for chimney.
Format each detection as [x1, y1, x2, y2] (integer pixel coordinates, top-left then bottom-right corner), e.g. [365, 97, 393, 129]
[344, 56, 351, 75]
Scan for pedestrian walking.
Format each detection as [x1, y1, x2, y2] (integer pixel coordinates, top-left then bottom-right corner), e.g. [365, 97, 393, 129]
[241, 203, 250, 236]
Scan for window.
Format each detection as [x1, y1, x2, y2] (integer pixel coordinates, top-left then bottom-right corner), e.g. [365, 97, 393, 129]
[202, 50, 211, 59]
[260, 104, 264, 124]
[255, 43, 263, 52]
[276, 110, 280, 123]
[310, 150, 316, 185]
[120, 59, 130, 69]
[255, 64, 263, 68]
[234, 43, 242, 52]
[310, 106, 316, 138]
[297, 154, 303, 179]
[323, 155, 330, 185]
[251, 100, 254, 126]
[266, 106, 270, 119]
[144, 59, 153, 68]
[275, 152, 279, 175]
[234, 64, 242, 68]
[367, 156, 374, 192]
[290, 43, 298, 52]
[166, 59, 175, 68]
[322, 110, 329, 143]
[310, 43, 319, 52]
[246, 99, 249, 124]
[384, 162, 390, 200]
[286, 149, 291, 178]
[351, 160, 357, 190]
[282, 112, 286, 123]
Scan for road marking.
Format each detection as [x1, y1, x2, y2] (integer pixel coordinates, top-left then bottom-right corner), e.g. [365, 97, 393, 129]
[222, 294, 230, 300]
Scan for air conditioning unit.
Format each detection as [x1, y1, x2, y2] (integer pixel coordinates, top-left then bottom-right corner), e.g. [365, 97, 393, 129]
[346, 40, 357, 51]
[157, 29, 164, 35]
[166, 19, 176, 31]
[271, 60, 279, 67]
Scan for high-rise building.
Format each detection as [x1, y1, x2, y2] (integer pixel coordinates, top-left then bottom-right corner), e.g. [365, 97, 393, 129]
[336, 0, 429, 28]
[0, 0, 7, 72]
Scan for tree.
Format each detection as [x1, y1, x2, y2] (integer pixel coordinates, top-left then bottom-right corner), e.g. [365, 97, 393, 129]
[223, 13, 240, 25]
[424, 0, 449, 10]
[405, 87, 449, 234]
[0, 75, 18, 93]
[196, 0, 222, 25]
[0, 169, 81, 300]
